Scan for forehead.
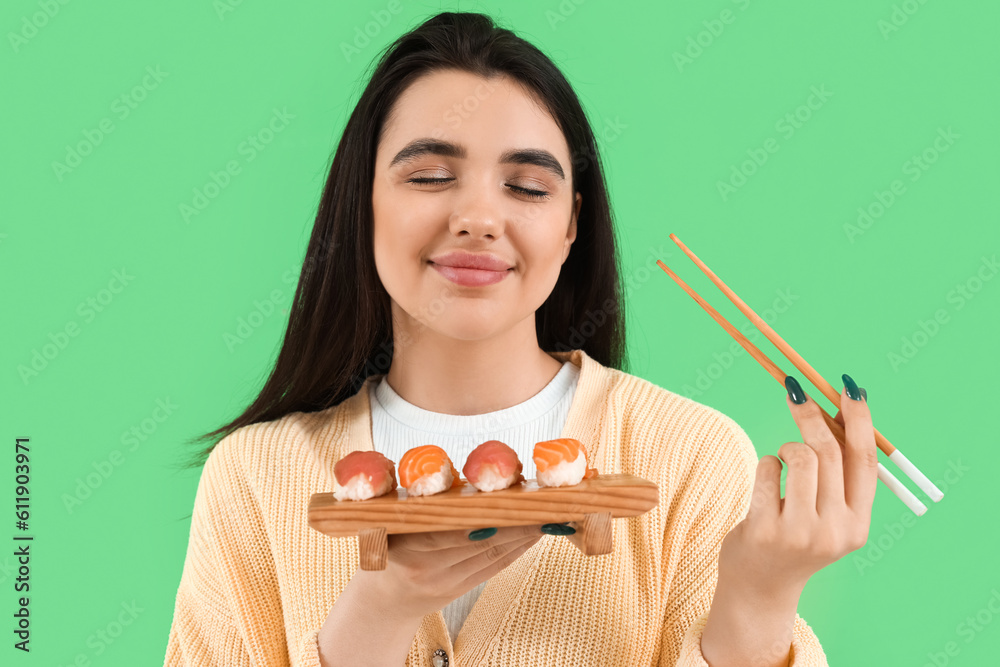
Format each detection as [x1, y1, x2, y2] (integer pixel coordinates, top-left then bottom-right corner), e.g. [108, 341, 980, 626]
[378, 68, 569, 164]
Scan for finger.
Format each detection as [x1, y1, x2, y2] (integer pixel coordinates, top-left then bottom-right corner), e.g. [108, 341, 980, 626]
[785, 375, 845, 516]
[452, 533, 542, 587]
[540, 523, 576, 535]
[832, 386, 865, 428]
[456, 536, 541, 591]
[747, 455, 782, 522]
[776, 441, 819, 521]
[840, 375, 878, 517]
[468, 527, 498, 541]
[391, 525, 544, 573]
[403, 523, 542, 552]
[831, 386, 865, 456]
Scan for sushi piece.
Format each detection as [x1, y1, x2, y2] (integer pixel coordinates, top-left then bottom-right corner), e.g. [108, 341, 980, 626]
[398, 445, 465, 497]
[533, 438, 598, 488]
[462, 440, 525, 492]
[333, 450, 398, 501]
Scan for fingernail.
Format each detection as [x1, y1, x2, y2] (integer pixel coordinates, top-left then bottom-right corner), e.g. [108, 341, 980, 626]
[843, 374, 862, 401]
[468, 527, 497, 541]
[860, 387, 868, 403]
[784, 375, 807, 404]
[540, 523, 576, 536]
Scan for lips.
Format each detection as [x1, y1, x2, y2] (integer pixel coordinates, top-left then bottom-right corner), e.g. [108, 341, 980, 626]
[430, 263, 510, 287]
[429, 251, 513, 272]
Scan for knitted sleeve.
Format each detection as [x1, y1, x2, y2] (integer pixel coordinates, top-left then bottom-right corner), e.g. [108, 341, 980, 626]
[164, 433, 316, 666]
[657, 415, 830, 667]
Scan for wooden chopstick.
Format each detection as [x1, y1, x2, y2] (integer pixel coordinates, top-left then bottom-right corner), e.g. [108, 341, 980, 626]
[664, 233, 943, 504]
[655, 242, 932, 516]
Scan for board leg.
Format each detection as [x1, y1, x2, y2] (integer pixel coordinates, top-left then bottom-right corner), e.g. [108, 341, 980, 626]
[566, 512, 612, 556]
[358, 527, 388, 570]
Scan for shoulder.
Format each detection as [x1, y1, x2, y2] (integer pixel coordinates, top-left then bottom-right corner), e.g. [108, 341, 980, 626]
[603, 369, 758, 483]
[200, 405, 349, 494]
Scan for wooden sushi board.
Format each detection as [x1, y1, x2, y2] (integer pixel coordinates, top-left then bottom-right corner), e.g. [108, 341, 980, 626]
[308, 473, 658, 570]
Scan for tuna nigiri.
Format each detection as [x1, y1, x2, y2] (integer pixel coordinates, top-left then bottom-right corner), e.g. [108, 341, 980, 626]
[533, 438, 598, 488]
[332, 450, 398, 501]
[462, 440, 525, 492]
[398, 445, 464, 497]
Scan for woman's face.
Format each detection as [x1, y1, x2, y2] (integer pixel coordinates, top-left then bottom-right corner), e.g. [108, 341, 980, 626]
[372, 68, 581, 343]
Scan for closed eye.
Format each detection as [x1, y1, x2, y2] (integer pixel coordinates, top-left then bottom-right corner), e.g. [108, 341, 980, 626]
[406, 177, 551, 201]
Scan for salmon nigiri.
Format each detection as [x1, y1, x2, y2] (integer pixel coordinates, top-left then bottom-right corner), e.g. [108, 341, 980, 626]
[462, 440, 525, 492]
[532, 438, 598, 488]
[333, 450, 398, 501]
[398, 445, 464, 497]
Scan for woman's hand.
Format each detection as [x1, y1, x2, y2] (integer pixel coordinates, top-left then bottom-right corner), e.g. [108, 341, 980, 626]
[701, 374, 877, 666]
[353, 524, 545, 619]
[716, 373, 878, 596]
[318, 524, 545, 666]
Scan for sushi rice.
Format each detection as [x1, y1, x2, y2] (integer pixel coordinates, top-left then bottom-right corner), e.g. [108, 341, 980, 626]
[535, 449, 588, 488]
[404, 462, 454, 497]
[398, 444, 464, 496]
[470, 464, 518, 492]
[333, 474, 380, 502]
[332, 450, 398, 501]
[463, 440, 525, 492]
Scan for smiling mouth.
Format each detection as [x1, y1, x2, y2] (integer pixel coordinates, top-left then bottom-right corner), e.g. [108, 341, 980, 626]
[429, 262, 512, 287]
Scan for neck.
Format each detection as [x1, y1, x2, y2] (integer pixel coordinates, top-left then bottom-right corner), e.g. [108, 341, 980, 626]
[385, 317, 563, 416]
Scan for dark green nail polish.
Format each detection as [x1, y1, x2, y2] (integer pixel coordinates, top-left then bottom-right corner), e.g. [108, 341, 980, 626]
[784, 376, 807, 404]
[540, 523, 576, 536]
[860, 387, 867, 403]
[843, 374, 862, 401]
[468, 527, 497, 541]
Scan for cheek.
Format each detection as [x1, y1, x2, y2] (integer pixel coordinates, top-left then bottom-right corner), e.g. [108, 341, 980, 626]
[516, 240, 566, 299]
[373, 211, 430, 298]
[523, 224, 569, 266]
[372, 207, 401, 287]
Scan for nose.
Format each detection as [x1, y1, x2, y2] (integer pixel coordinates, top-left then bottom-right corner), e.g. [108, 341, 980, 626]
[448, 179, 506, 240]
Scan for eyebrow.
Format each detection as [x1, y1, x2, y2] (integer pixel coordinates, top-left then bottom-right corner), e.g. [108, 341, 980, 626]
[388, 138, 566, 181]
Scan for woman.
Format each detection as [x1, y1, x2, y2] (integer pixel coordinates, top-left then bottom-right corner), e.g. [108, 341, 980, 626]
[165, 11, 876, 667]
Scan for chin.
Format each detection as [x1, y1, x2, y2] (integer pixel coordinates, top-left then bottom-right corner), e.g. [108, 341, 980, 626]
[416, 308, 510, 341]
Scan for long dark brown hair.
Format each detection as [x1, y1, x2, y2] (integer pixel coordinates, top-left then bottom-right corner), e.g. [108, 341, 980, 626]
[180, 11, 628, 470]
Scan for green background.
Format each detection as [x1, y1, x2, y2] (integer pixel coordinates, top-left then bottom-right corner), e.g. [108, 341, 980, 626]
[3, 0, 998, 664]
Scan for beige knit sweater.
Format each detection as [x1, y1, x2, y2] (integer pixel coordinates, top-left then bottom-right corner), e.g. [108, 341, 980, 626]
[164, 348, 829, 666]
